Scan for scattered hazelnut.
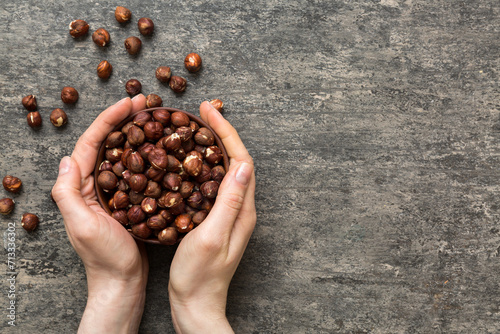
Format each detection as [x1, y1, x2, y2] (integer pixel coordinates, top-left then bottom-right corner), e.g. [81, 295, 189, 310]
[127, 152, 146, 173]
[115, 6, 132, 23]
[22, 213, 39, 232]
[194, 127, 215, 146]
[0, 198, 15, 215]
[124, 36, 142, 55]
[211, 165, 226, 183]
[127, 125, 145, 146]
[129, 173, 148, 192]
[61, 86, 79, 104]
[144, 121, 164, 141]
[125, 79, 142, 96]
[175, 214, 193, 233]
[92, 28, 110, 47]
[112, 210, 129, 225]
[131, 222, 152, 239]
[27, 111, 42, 128]
[152, 109, 171, 126]
[50, 108, 68, 127]
[146, 94, 163, 108]
[155, 66, 171, 83]
[141, 197, 158, 215]
[3, 175, 22, 193]
[22, 95, 37, 111]
[200, 181, 219, 199]
[97, 60, 113, 79]
[171, 111, 190, 127]
[209, 99, 224, 112]
[69, 20, 89, 38]
[138, 17, 154, 36]
[97, 171, 119, 191]
[105, 131, 125, 149]
[184, 53, 202, 72]
[147, 214, 167, 230]
[128, 205, 146, 224]
[169, 76, 187, 93]
[158, 226, 178, 245]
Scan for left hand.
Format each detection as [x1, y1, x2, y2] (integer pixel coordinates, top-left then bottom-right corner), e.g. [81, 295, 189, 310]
[51, 95, 149, 334]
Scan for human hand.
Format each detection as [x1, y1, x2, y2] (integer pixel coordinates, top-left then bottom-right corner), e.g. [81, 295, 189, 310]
[168, 102, 256, 333]
[51, 96, 149, 334]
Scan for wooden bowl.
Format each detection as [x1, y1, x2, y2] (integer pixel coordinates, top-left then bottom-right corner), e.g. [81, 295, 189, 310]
[94, 107, 230, 245]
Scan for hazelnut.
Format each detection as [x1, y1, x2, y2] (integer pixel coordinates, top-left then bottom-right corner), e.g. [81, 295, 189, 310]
[117, 179, 129, 192]
[187, 150, 203, 160]
[121, 148, 133, 167]
[131, 222, 152, 239]
[200, 198, 214, 212]
[144, 121, 164, 141]
[133, 112, 152, 128]
[195, 164, 212, 183]
[173, 148, 187, 161]
[152, 109, 171, 126]
[147, 214, 167, 230]
[158, 227, 178, 245]
[192, 210, 208, 225]
[127, 152, 145, 174]
[138, 17, 154, 35]
[61, 86, 79, 104]
[184, 53, 202, 72]
[92, 28, 110, 47]
[176, 126, 192, 142]
[171, 111, 190, 127]
[127, 205, 146, 224]
[111, 210, 128, 225]
[145, 167, 165, 182]
[183, 154, 203, 176]
[144, 94, 162, 109]
[148, 147, 168, 170]
[22, 94, 37, 111]
[27, 111, 42, 128]
[185, 205, 198, 217]
[125, 79, 142, 96]
[175, 214, 193, 233]
[163, 133, 182, 151]
[0, 198, 15, 215]
[166, 155, 182, 172]
[163, 173, 182, 191]
[121, 169, 133, 183]
[105, 131, 125, 149]
[99, 160, 113, 172]
[69, 19, 89, 38]
[194, 145, 206, 155]
[141, 197, 158, 215]
[21, 213, 39, 232]
[182, 139, 195, 153]
[205, 146, 223, 165]
[158, 191, 182, 208]
[127, 125, 146, 146]
[169, 76, 187, 93]
[115, 6, 132, 23]
[97, 171, 118, 191]
[50, 108, 68, 127]
[144, 180, 162, 198]
[159, 209, 174, 224]
[169, 202, 186, 216]
[129, 173, 148, 192]
[155, 66, 172, 83]
[138, 142, 156, 160]
[122, 121, 135, 135]
[164, 127, 174, 136]
[189, 121, 200, 134]
[200, 181, 219, 199]
[124, 36, 142, 55]
[194, 127, 215, 146]
[113, 191, 130, 210]
[187, 191, 203, 209]
[177, 181, 194, 198]
[129, 190, 145, 205]
[105, 147, 124, 163]
[3, 175, 22, 193]
[211, 165, 226, 183]
[209, 99, 224, 112]
[97, 60, 113, 79]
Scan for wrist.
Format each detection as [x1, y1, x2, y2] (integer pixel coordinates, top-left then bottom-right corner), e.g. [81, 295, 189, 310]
[79, 278, 147, 334]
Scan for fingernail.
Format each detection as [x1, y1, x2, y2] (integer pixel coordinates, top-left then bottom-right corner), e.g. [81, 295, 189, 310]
[59, 156, 72, 176]
[116, 97, 129, 105]
[132, 94, 143, 101]
[235, 162, 252, 186]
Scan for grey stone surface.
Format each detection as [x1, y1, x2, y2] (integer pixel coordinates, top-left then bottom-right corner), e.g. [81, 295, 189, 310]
[1, 0, 499, 333]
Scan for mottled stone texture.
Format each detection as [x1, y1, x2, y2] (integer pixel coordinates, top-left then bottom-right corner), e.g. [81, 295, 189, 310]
[1, 0, 499, 333]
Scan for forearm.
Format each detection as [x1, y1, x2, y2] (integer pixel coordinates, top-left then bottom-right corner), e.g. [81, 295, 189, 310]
[78, 279, 146, 334]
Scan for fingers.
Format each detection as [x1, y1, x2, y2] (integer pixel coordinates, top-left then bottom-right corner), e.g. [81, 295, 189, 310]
[203, 161, 254, 237]
[51, 156, 96, 236]
[229, 171, 257, 253]
[199, 101, 252, 165]
[72, 96, 143, 178]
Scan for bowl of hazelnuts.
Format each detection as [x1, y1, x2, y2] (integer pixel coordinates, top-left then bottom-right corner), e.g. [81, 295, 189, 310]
[94, 107, 229, 245]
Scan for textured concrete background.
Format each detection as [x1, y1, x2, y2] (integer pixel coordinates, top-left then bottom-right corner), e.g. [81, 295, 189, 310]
[1, 0, 499, 333]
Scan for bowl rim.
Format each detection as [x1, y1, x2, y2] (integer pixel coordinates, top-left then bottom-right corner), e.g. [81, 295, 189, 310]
[94, 106, 230, 245]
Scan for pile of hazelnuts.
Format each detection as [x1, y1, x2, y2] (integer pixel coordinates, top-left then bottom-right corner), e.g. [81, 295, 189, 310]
[97, 109, 226, 245]
[0, 175, 39, 232]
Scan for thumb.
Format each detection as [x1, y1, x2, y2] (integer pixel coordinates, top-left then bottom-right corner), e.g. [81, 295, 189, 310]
[52, 156, 95, 227]
[205, 161, 253, 233]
